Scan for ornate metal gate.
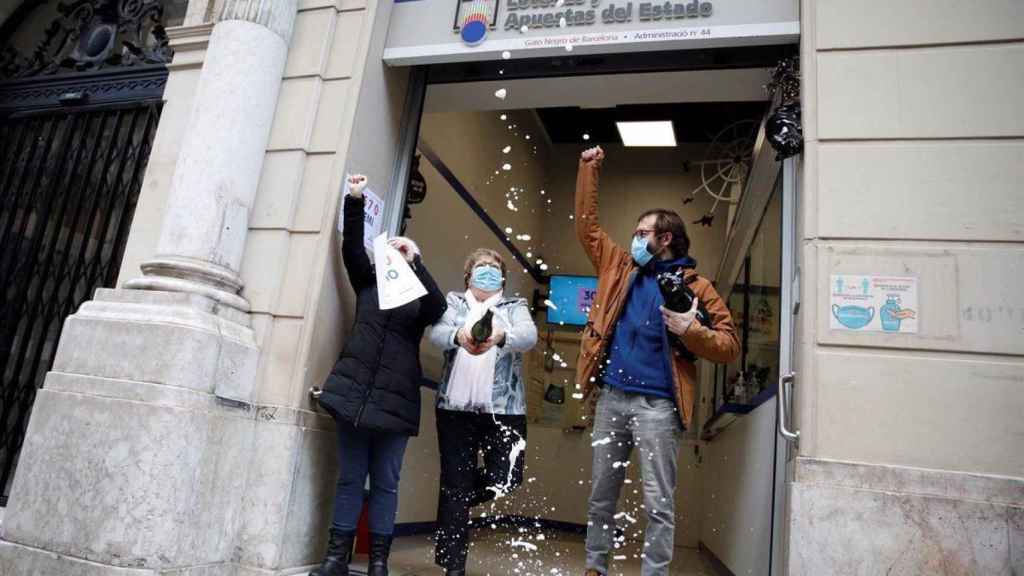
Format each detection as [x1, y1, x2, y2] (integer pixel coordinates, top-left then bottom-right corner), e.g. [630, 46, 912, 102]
[0, 0, 174, 504]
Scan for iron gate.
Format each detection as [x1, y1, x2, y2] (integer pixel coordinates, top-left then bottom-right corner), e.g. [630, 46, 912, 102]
[0, 101, 163, 503]
[0, 0, 173, 504]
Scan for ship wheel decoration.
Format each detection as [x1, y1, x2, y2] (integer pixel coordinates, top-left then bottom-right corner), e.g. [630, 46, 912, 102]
[683, 119, 757, 227]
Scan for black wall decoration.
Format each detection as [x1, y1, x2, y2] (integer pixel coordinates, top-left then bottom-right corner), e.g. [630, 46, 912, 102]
[764, 56, 802, 161]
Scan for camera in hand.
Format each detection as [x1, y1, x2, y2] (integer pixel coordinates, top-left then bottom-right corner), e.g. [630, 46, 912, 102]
[471, 309, 494, 345]
[656, 267, 712, 361]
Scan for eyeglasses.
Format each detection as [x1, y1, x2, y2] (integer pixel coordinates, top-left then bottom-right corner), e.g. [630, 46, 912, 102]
[633, 228, 657, 239]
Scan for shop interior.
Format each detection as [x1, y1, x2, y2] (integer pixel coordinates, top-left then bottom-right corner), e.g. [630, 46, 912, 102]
[367, 64, 787, 576]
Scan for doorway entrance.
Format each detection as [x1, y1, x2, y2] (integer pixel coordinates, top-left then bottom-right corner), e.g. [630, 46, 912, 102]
[367, 49, 798, 575]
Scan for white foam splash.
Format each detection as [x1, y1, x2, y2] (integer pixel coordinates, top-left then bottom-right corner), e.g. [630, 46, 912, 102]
[511, 539, 538, 551]
[544, 299, 558, 310]
[591, 437, 612, 447]
[502, 50, 512, 60]
[495, 88, 508, 99]
[502, 163, 512, 171]
[503, 145, 512, 154]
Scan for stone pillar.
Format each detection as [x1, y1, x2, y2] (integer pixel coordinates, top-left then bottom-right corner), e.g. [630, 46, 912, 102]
[0, 2, 299, 574]
[126, 0, 298, 312]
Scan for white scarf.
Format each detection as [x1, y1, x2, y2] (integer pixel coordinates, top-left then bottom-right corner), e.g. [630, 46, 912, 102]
[446, 290, 503, 411]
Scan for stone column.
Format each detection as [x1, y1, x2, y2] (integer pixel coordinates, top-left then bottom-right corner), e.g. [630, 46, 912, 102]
[126, 0, 298, 312]
[0, 2, 299, 574]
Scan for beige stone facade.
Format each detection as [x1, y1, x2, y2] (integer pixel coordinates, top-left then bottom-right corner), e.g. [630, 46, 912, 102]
[0, 0, 1021, 574]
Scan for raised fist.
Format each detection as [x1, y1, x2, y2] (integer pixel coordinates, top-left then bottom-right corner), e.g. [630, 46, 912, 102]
[581, 146, 604, 163]
[347, 174, 367, 197]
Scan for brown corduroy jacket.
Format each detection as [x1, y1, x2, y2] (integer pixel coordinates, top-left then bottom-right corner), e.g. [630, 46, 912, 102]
[574, 157, 740, 428]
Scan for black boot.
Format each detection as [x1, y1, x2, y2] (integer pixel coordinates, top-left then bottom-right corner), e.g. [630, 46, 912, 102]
[445, 570, 466, 576]
[367, 533, 393, 576]
[309, 529, 354, 576]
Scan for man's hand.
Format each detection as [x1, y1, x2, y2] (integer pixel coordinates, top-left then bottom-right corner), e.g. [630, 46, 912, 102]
[580, 146, 604, 164]
[661, 297, 699, 337]
[347, 174, 367, 198]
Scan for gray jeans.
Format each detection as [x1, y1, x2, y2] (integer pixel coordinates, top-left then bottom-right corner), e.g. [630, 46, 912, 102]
[585, 386, 682, 576]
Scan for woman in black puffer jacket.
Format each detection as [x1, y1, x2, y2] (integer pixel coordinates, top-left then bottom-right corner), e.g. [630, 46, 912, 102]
[311, 175, 446, 576]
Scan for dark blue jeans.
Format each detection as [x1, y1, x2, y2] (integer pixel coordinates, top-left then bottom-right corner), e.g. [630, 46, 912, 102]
[331, 424, 410, 535]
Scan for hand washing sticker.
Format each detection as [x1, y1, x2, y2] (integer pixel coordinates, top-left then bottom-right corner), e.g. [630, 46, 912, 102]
[830, 275, 918, 334]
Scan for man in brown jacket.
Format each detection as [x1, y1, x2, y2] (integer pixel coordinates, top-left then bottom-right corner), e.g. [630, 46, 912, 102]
[575, 146, 739, 576]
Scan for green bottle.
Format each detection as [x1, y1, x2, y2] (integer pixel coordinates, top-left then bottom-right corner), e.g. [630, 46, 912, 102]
[471, 309, 494, 345]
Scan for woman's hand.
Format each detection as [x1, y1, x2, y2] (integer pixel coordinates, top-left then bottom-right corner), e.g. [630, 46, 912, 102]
[347, 174, 367, 198]
[580, 145, 604, 164]
[388, 237, 420, 263]
[457, 326, 484, 355]
[661, 297, 699, 337]
[474, 324, 506, 355]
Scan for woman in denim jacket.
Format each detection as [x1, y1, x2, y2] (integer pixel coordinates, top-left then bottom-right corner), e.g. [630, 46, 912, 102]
[428, 248, 538, 576]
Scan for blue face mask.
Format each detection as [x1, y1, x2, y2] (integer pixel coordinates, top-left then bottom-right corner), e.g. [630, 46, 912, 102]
[631, 235, 654, 267]
[470, 265, 503, 291]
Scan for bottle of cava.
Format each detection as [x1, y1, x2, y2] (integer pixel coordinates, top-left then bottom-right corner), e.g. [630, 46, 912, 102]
[471, 309, 494, 345]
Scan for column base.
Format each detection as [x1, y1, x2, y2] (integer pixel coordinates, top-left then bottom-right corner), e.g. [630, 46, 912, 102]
[0, 540, 320, 575]
[0, 288, 339, 574]
[53, 287, 258, 404]
[127, 256, 250, 312]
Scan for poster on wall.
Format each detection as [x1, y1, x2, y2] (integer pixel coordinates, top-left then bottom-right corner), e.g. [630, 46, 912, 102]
[829, 275, 919, 334]
[338, 174, 385, 252]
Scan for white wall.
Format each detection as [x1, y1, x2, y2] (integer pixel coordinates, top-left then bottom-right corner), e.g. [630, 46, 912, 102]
[700, 398, 777, 574]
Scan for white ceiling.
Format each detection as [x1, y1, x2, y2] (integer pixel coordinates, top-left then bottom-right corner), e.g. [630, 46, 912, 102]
[424, 67, 772, 113]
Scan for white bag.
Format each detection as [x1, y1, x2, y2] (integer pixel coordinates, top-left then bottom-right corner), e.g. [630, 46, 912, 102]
[373, 233, 427, 310]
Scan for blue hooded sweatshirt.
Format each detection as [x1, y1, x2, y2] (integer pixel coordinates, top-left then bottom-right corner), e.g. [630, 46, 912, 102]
[602, 256, 697, 398]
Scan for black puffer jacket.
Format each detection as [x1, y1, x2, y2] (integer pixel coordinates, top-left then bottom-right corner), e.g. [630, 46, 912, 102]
[319, 195, 446, 436]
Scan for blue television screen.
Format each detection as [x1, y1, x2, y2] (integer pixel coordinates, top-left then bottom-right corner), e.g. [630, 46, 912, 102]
[546, 275, 599, 327]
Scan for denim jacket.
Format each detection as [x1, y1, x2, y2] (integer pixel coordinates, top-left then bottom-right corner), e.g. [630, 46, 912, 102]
[429, 292, 538, 415]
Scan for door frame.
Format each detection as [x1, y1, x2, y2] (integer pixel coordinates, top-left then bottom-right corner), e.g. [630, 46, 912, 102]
[381, 51, 803, 575]
[770, 156, 799, 576]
